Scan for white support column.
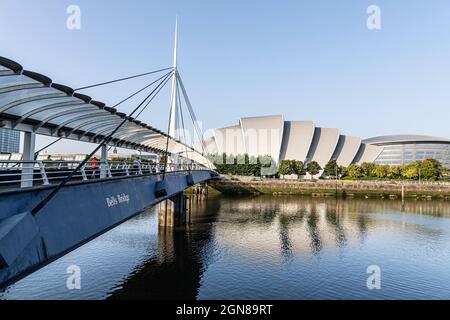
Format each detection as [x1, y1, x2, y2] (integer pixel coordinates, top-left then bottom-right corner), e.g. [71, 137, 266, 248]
[21, 132, 36, 188]
[169, 17, 179, 139]
[100, 144, 108, 179]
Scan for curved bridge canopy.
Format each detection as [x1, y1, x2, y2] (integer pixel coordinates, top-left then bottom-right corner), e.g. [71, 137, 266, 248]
[0, 57, 212, 168]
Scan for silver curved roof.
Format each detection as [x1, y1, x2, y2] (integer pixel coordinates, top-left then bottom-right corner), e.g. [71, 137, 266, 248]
[363, 135, 450, 145]
[0, 56, 211, 167]
[240, 115, 284, 162]
[333, 135, 362, 167]
[280, 121, 315, 162]
[212, 115, 386, 172]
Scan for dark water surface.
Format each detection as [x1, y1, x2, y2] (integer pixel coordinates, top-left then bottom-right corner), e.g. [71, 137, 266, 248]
[1, 195, 450, 300]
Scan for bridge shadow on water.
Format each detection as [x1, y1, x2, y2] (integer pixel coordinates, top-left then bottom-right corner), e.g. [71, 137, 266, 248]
[107, 197, 221, 300]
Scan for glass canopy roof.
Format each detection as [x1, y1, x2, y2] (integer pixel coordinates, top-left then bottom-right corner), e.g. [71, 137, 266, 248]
[0, 56, 211, 167]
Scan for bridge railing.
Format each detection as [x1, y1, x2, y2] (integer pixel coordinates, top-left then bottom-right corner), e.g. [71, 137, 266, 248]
[0, 160, 206, 190]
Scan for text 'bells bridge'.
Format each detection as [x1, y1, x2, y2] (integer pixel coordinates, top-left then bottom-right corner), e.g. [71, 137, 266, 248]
[0, 53, 219, 289]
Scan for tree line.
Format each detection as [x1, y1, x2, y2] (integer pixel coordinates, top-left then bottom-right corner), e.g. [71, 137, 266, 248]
[210, 153, 448, 181]
[210, 153, 275, 177]
[281, 158, 447, 181]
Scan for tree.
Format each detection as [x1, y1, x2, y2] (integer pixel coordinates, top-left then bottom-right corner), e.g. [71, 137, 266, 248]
[420, 159, 444, 181]
[372, 164, 389, 179]
[293, 160, 306, 176]
[279, 160, 293, 176]
[339, 166, 349, 178]
[387, 166, 402, 179]
[401, 162, 420, 180]
[348, 164, 364, 179]
[306, 161, 322, 177]
[279, 160, 305, 177]
[323, 160, 339, 178]
[361, 162, 376, 177]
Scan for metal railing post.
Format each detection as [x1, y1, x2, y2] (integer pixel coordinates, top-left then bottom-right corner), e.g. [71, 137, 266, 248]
[81, 165, 88, 181]
[108, 164, 113, 178]
[38, 161, 50, 186]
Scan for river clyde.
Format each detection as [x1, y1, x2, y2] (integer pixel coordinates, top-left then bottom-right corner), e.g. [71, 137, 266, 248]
[1, 195, 450, 300]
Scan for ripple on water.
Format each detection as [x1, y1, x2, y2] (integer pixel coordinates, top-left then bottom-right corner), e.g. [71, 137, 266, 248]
[1, 197, 450, 300]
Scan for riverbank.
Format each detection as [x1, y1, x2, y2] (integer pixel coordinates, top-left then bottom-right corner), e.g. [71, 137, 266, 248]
[208, 176, 450, 200]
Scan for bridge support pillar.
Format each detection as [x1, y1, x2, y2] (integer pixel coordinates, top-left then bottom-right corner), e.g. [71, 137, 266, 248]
[192, 183, 208, 196]
[100, 145, 108, 179]
[21, 132, 36, 188]
[159, 193, 188, 227]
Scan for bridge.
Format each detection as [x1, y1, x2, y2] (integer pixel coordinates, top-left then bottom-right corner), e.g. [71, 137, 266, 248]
[0, 24, 220, 288]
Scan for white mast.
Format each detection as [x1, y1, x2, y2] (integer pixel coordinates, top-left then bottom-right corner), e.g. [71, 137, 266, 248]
[169, 17, 178, 139]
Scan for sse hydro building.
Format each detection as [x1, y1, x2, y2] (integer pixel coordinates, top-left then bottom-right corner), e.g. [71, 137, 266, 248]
[204, 115, 450, 173]
[363, 135, 450, 169]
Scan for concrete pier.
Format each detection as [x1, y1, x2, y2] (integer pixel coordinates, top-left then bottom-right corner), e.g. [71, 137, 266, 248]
[192, 183, 208, 196]
[159, 193, 189, 227]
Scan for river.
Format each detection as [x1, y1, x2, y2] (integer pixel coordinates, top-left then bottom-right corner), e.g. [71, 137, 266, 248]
[1, 195, 450, 300]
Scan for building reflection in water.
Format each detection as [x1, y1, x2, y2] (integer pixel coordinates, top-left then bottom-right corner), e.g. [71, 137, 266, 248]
[209, 196, 450, 261]
[107, 195, 450, 300]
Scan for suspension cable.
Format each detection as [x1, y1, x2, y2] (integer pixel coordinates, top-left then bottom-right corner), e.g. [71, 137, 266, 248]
[34, 137, 63, 159]
[178, 72, 207, 153]
[135, 72, 173, 119]
[106, 73, 171, 154]
[176, 72, 207, 155]
[20, 72, 169, 164]
[162, 93, 174, 180]
[177, 84, 191, 170]
[75, 67, 173, 91]
[31, 73, 171, 216]
[112, 71, 172, 108]
[98, 72, 171, 154]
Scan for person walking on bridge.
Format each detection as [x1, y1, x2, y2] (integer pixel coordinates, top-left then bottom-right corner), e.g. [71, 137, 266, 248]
[133, 156, 142, 175]
[90, 157, 99, 178]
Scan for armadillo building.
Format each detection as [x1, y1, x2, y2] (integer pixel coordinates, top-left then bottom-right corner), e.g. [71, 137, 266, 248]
[204, 115, 450, 170]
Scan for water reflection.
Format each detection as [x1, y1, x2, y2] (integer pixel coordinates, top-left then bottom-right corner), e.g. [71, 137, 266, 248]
[108, 199, 221, 300]
[325, 202, 347, 248]
[216, 196, 450, 256]
[278, 214, 294, 261]
[1, 195, 450, 300]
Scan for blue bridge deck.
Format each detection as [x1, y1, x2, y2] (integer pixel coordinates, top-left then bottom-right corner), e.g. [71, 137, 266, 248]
[0, 169, 218, 289]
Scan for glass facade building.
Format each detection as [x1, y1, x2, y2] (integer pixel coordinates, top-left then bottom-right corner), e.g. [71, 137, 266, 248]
[364, 135, 450, 169]
[0, 128, 20, 154]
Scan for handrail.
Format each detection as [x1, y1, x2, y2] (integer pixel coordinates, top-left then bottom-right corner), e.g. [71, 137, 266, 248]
[0, 159, 210, 189]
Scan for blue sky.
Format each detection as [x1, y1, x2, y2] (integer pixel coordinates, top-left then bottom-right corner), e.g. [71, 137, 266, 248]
[1, 0, 449, 153]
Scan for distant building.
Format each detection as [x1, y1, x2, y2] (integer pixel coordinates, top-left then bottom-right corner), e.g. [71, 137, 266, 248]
[205, 115, 450, 172]
[363, 135, 450, 168]
[0, 128, 20, 154]
[36, 153, 87, 161]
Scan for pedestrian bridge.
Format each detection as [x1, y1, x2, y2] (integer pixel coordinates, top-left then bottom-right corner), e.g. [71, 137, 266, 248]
[0, 165, 218, 289]
[0, 56, 219, 289]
